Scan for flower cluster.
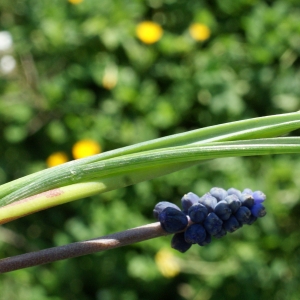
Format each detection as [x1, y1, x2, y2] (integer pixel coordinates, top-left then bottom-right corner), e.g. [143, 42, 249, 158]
[153, 187, 266, 253]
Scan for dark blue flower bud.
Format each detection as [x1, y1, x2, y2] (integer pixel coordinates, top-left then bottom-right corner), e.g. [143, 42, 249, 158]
[158, 207, 188, 233]
[153, 201, 181, 220]
[203, 212, 223, 235]
[239, 193, 254, 208]
[250, 203, 266, 218]
[210, 187, 228, 202]
[227, 188, 242, 199]
[198, 233, 212, 246]
[213, 227, 227, 239]
[223, 215, 240, 232]
[181, 192, 200, 214]
[171, 232, 192, 253]
[224, 194, 241, 213]
[188, 203, 208, 223]
[214, 200, 232, 220]
[245, 214, 257, 225]
[252, 191, 266, 204]
[184, 224, 207, 244]
[234, 206, 251, 224]
[199, 193, 217, 212]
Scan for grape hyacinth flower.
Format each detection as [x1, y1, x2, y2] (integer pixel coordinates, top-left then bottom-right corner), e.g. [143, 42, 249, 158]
[158, 207, 188, 233]
[245, 215, 257, 225]
[242, 188, 253, 194]
[199, 193, 217, 212]
[224, 194, 241, 213]
[214, 200, 232, 220]
[239, 193, 254, 208]
[252, 191, 266, 204]
[210, 187, 227, 202]
[213, 227, 227, 239]
[203, 212, 223, 235]
[234, 206, 252, 224]
[185, 224, 207, 244]
[188, 203, 208, 223]
[251, 203, 266, 217]
[154, 187, 267, 253]
[227, 188, 242, 199]
[153, 201, 181, 220]
[223, 215, 241, 232]
[171, 232, 192, 253]
[198, 233, 212, 246]
[181, 192, 200, 214]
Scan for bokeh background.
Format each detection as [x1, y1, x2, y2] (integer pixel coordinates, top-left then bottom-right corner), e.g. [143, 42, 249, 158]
[1, 0, 300, 299]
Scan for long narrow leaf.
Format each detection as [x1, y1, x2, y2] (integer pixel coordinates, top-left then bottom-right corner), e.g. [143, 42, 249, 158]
[1, 112, 300, 207]
[0, 137, 300, 223]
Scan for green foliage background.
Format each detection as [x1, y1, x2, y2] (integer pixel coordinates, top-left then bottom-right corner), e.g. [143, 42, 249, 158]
[1, 0, 300, 299]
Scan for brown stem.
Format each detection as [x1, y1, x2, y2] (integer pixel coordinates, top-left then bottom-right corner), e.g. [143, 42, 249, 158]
[0, 222, 169, 273]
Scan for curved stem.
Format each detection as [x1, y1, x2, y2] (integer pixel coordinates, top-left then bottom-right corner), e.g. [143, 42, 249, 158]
[0, 222, 169, 273]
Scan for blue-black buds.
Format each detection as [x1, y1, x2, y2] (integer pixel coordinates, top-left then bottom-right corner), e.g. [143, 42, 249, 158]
[185, 224, 206, 244]
[250, 203, 266, 217]
[199, 193, 217, 212]
[223, 216, 240, 232]
[224, 194, 241, 213]
[155, 187, 267, 253]
[181, 192, 200, 213]
[158, 206, 188, 233]
[153, 201, 181, 220]
[214, 200, 232, 220]
[235, 206, 251, 224]
[203, 212, 223, 235]
[239, 194, 254, 208]
[171, 232, 192, 253]
[210, 187, 227, 201]
[188, 203, 208, 223]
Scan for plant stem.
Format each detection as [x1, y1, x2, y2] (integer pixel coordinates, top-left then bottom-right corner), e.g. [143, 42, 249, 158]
[0, 222, 169, 273]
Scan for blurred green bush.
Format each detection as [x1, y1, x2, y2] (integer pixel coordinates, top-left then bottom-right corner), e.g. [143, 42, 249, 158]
[1, 0, 300, 299]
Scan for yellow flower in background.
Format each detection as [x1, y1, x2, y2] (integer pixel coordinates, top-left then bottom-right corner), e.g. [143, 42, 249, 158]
[102, 64, 118, 90]
[68, 0, 83, 4]
[155, 249, 180, 278]
[72, 139, 101, 159]
[46, 152, 68, 168]
[189, 23, 211, 41]
[136, 21, 163, 44]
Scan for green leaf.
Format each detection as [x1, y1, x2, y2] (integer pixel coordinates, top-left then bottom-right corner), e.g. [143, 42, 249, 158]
[0, 112, 300, 223]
